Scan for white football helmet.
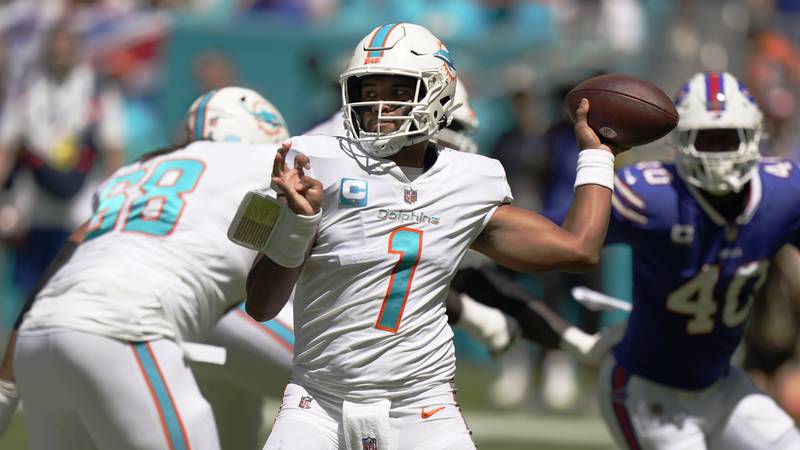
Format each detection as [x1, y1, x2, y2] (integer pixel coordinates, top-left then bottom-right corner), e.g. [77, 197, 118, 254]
[673, 71, 763, 195]
[340, 23, 458, 158]
[185, 87, 289, 144]
[432, 78, 480, 153]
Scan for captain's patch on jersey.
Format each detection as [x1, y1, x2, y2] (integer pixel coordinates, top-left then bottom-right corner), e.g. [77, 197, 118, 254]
[339, 178, 368, 207]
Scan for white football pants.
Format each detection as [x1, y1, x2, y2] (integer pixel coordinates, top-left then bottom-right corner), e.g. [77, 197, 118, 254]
[597, 355, 800, 450]
[15, 328, 219, 450]
[264, 381, 475, 450]
[193, 305, 294, 449]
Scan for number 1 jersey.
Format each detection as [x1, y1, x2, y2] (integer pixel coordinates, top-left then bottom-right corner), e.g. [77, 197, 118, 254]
[287, 135, 512, 401]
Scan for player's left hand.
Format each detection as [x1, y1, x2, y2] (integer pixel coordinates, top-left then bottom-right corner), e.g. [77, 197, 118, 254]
[272, 141, 324, 216]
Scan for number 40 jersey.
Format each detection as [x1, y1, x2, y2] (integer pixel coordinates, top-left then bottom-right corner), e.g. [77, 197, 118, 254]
[21, 141, 274, 342]
[286, 135, 512, 401]
[609, 159, 800, 390]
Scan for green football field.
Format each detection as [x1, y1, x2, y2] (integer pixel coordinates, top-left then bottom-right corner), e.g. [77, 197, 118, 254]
[0, 362, 616, 450]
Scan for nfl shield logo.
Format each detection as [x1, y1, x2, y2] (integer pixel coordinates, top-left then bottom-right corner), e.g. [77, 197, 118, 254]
[362, 437, 378, 450]
[298, 396, 312, 409]
[404, 188, 417, 204]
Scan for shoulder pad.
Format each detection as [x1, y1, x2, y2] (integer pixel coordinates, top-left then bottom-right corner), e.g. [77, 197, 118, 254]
[612, 161, 677, 225]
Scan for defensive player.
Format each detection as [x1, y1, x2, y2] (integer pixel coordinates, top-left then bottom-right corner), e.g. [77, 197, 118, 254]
[238, 23, 626, 449]
[11, 87, 290, 450]
[587, 72, 800, 449]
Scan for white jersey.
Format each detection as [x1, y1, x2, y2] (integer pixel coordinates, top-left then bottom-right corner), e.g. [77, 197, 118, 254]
[287, 135, 512, 401]
[21, 141, 275, 342]
[305, 110, 347, 137]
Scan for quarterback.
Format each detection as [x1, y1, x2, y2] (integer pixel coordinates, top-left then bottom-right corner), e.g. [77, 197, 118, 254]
[238, 23, 625, 449]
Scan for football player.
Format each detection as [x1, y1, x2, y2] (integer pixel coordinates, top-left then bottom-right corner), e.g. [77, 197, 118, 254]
[584, 72, 800, 449]
[9, 87, 291, 450]
[237, 23, 628, 449]
[309, 76, 621, 362]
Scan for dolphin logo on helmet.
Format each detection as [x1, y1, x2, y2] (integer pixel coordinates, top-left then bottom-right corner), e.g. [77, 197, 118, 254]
[186, 87, 289, 145]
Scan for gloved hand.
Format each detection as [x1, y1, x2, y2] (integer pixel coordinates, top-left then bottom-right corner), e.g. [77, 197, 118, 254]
[559, 322, 626, 367]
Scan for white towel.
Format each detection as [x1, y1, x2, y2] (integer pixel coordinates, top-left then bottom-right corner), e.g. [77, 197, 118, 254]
[342, 398, 392, 450]
[180, 342, 227, 365]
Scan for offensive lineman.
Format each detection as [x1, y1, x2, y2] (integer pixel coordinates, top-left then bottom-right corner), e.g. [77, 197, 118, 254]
[10, 87, 289, 450]
[238, 23, 626, 449]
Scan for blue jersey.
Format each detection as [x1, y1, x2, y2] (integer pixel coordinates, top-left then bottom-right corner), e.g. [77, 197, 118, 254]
[607, 159, 800, 389]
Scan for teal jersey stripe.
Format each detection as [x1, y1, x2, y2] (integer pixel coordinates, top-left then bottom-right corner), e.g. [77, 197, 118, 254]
[237, 302, 295, 346]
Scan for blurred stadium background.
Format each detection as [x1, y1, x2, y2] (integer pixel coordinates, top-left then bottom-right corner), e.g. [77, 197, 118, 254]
[0, 0, 799, 448]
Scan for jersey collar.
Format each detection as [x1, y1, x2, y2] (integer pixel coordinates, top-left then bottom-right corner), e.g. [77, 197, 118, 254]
[687, 167, 762, 226]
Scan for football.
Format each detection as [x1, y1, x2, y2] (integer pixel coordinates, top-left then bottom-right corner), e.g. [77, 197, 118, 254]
[564, 74, 679, 147]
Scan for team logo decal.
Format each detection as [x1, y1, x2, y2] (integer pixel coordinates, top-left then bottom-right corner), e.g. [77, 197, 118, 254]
[339, 178, 368, 207]
[434, 46, 456, 81]
[298, 396, 313, 409]
[362, 437, 378, 450]
[403, 187, 417, 204]
[242, 100, 286, 138]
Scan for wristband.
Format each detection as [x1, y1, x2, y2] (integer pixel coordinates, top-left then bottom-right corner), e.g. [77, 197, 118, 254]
[227, 190, 321, 268]
[574, 149, 615, 191]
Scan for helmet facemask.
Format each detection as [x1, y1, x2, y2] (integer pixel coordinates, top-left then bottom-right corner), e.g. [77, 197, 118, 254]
[675, 127, 761, 195]
[342, 72, 454, 158]
[672, 72, 764, 196]
[339, 23, 458, 159]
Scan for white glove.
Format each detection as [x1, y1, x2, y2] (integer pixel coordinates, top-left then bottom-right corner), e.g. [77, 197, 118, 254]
[0, 379, 19, 436]
[559, 322, 626, 367]
[456, 293, 520, 356]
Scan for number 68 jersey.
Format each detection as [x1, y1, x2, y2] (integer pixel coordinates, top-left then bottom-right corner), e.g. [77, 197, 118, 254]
[609, 159, 800, 390]
[286, 135, 512, 401]
[20, 141, 274, 342]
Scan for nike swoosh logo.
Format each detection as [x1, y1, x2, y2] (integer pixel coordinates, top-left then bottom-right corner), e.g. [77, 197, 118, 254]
[420, 406, 445, 419]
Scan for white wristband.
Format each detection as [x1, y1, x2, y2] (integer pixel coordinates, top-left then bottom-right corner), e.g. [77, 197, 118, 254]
[264, 207, 321, 268]
[227, 190, 321, 268]
[574, 149, 615, 191]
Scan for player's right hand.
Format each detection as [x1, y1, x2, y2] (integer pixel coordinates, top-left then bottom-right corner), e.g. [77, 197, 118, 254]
[573, 98, 630, 156]
[271, 141, 324, 216]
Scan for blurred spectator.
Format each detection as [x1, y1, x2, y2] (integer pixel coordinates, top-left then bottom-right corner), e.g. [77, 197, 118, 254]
[0, 21, 125, 298]
[746, 29, 800, 156]
[193, 49, 239, 92]
[488, 86, 548, 211]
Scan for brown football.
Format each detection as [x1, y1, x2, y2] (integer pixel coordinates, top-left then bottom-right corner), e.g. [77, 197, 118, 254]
[564, 74, 679, 147]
